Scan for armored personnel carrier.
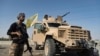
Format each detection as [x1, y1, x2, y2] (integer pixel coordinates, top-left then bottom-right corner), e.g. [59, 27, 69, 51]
[32, 14, 99, 56]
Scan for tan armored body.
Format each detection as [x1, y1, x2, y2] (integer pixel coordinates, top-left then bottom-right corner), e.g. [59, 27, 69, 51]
[32, 14, 98, 56]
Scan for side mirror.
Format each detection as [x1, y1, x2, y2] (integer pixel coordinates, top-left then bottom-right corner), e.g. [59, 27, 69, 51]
[39, 25, 48, 32]
[40, 25, 45, 31]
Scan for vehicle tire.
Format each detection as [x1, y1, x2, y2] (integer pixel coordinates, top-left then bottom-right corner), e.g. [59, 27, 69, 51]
[78, 48, 99, 56]
[43, 38, 56, 56]
[89, 48, 99, 56]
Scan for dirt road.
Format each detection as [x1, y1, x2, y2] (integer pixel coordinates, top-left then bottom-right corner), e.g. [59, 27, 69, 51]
[0, 41, 43, 56]
[0, 44, 44, 56]
[0, 45, 77, 56]
[0, 41, 100, 56]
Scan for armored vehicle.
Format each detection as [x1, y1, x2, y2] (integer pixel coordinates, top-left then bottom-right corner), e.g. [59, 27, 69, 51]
[32, 14, 99, 56]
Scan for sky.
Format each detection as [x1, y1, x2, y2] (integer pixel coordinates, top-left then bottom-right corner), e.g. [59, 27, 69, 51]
[0, 0, 100, 40]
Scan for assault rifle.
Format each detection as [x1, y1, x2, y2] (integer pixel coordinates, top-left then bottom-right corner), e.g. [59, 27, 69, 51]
[17, 26, 33, 56]
[24, 39, 33, 56]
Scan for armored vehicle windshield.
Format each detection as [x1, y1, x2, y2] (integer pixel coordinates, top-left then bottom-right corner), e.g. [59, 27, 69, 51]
[48, 23, 61, 27]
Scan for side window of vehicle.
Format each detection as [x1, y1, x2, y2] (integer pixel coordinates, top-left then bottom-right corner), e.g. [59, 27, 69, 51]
[34, 23, 41, 29]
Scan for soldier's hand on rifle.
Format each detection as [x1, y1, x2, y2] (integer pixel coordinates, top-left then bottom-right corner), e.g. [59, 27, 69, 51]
[16, 31, 22, 37]
[11, 31, 21, 37]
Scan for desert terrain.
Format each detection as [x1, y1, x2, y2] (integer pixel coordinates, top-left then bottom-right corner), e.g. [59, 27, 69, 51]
[0, 40, 100, 56]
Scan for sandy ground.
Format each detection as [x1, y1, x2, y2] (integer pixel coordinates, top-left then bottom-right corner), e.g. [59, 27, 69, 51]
[0, 41, 75, 56]
[0, 41, 100, 56]
[0, 45, 77, 56]
[0, 41, 43, 56]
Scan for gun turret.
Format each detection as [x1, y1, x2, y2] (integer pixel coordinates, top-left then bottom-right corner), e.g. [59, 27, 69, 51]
[43, 12, 70, 23]
[56, 12, 70, 23]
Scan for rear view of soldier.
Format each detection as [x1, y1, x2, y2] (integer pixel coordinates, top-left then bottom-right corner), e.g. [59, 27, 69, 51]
[7, 13, 30, 56]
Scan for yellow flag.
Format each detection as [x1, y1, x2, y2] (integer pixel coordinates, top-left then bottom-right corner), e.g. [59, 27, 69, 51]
[30, 14, 38, 27]
[26, 13, 38, 28]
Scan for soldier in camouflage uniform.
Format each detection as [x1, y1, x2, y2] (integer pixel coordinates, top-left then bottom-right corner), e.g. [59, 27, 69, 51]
[7, 13, 28, 56]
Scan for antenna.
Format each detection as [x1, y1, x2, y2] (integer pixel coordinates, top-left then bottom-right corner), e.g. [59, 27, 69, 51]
[62, 12, 70, 17]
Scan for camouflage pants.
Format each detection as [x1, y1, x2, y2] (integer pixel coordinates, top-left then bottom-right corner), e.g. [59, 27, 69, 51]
[9, 43, 24, 56]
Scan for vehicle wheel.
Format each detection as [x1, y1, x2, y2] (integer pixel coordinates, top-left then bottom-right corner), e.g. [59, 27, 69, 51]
[44, 38, 56, 56]
[78, 48, 99, 56]
[89, 48, 99, 56]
